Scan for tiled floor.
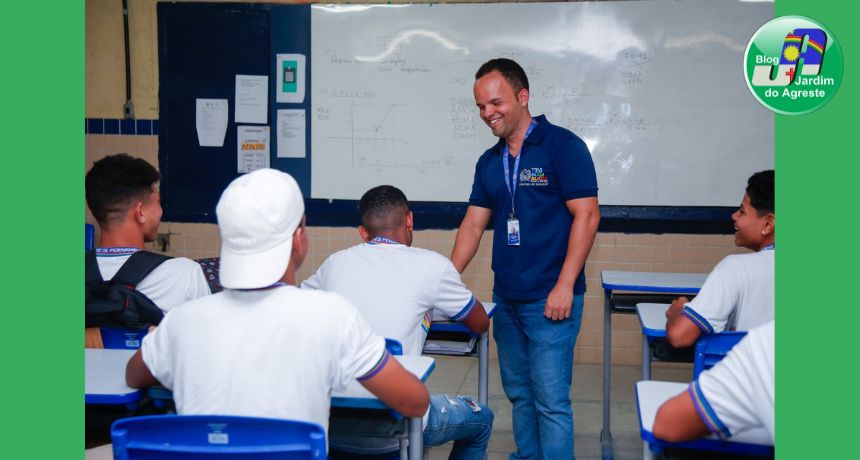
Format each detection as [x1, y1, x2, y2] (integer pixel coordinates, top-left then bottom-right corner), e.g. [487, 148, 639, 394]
[423, 356, 692, 460]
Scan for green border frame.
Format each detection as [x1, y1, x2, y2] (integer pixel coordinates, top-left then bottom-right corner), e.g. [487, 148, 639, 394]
[2, 1, 83, 458]
[777, 1, 856, 459]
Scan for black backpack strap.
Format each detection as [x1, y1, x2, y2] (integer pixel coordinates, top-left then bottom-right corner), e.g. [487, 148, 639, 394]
[85, 250, 103, 284]
[111, 251, 173, 287]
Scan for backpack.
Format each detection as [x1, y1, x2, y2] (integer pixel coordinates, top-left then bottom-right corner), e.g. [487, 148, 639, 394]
[85, 250, 173, 328]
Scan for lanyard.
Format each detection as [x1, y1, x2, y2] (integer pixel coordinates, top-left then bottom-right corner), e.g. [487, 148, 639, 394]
[368, 236, 400, 245]
[95, 247, 140, 256]
[502, 118, 538, 219]
[761, 244, 774, 251]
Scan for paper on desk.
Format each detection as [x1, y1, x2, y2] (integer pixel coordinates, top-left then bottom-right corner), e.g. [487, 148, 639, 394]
[195, 98, 228, 147]
[276, 109, 306, 158]
[235, 75, 268, 124]
[237, 125, 270, 173]
[423, 337, 476, 355]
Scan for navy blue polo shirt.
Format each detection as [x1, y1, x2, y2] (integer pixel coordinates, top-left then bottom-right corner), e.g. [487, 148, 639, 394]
[469, 115, 598, 300]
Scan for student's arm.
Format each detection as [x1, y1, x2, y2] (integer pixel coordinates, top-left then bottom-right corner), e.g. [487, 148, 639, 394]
[652, 390, 711, 442]
[126, 349, 159, 389]
[545, 197, 600, 321]
[461, 299, 490, 334]
[359, 358, 430, 417]
[665, 297, 704, 348]
[451, 206, 492, 274]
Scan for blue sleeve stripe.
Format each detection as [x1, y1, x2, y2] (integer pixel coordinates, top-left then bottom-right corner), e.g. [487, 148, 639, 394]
[688, 380, 732, 439]
[681, 306, 714, 334]
[356, 349, 391, 382]
[450, 296, 477, 321]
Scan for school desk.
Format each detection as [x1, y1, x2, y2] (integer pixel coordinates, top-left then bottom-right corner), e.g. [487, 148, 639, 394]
[635, 380, 774, 460]
[84, 348, 434, 460]
[636, 303, 672, 381]
[426, 301, 497, 406]
[600, 271, 706, 460]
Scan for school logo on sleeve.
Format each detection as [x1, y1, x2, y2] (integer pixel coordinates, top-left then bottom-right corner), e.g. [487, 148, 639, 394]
[744, 16, 842, 115]
[519, 168, 548, 186]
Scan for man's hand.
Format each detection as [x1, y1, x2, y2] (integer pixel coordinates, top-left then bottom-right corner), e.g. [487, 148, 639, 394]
[545, 283, 574, 321]
[665, 296, 690, 319]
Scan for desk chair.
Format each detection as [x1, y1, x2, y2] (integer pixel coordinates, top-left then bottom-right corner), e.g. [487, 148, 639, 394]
[693, 331, 747, 378]
[111, 414, 326, 459]
[86, 223, 95, 251]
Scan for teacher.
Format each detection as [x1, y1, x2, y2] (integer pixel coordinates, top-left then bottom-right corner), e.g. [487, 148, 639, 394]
[451, 58, 600, 459]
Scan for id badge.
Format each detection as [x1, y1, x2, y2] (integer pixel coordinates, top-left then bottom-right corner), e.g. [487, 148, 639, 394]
[507, 218, 521, 246]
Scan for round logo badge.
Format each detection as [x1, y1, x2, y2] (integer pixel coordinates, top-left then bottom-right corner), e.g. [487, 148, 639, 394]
[744, 16, 843, 115]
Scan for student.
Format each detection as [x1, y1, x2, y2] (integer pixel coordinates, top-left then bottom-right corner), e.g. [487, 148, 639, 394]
[302, 185, 493, 459]
[653, 320, 774, 444]
[125, 169, 430, 434]
[85, 154, 210, 313]
[665, 170, 775, 348]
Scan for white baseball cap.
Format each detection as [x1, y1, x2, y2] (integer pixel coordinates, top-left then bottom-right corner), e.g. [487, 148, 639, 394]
[215, 169, 305, 289]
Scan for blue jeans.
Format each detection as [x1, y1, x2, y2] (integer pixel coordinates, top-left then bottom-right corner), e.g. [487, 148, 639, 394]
[424, 394, 494, 460]
[493, 293, 584, 460]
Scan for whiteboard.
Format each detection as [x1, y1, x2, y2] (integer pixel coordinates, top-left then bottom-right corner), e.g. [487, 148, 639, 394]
[311, 0, 773, 205]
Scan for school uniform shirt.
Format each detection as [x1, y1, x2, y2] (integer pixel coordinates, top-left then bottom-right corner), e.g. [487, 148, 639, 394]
[301, 239, 476, 356]
[96, 247, 211, 312]
[140, 286, 388, 433]
[689, 321, 774, 443]
[469, 114, 598, 300]
[682, 249, 774, 333]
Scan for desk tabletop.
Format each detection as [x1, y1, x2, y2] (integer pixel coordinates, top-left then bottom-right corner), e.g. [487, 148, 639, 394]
[602, 271, 706, 293]
[636, 303, 671, 337]
[332, 356, 435, 410]
[636, 380, 772, 447]
[85, 348, 142, 404]
[431, 301, 496, 323]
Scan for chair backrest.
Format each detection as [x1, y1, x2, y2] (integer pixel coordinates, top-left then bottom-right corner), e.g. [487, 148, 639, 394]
[111, 414, 326, 459]
[384, 338, 403, 356]
[85, 223, 95, 251]
[99, 327, 150, 349]
[693, 331, 747, 378]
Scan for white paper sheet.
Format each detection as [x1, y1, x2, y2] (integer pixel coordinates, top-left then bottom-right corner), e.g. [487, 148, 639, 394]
[276, 109, 306, 158]
[276, 54, 306, 104]
[237, 125, 270, 173]
[195, 99, 228, 147]
[234, 75, 268, 124]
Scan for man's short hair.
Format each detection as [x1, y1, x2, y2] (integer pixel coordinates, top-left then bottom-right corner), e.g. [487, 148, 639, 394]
[475, 58, 530, 94]
[359, 185, 410, 235]
[746, 169, 774, 215]
[86, 154, 161, 226]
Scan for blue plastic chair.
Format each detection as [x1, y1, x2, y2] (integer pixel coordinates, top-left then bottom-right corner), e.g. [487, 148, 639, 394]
[111, 414, 326, 459]
[692, 331, 747, 378]
[85, 223, 95, 251]
[100, 327, 150, 349]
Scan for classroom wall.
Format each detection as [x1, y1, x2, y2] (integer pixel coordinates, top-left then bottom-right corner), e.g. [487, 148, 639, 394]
[85, 0, 747, 365]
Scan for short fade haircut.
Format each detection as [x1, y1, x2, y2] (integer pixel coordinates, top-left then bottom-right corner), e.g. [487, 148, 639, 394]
[86, 154, 161, 226]
[475, 58, 530, 94]
[746, 169, 774, 215]
[359, 185, 410, 235]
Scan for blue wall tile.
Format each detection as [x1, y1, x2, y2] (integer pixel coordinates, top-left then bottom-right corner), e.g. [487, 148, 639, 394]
[136, 119, 152, 135]
[120, 118, 136, 135]
[152, 120, 160, 135]
[104, 119, 119, 135]
[87, 118, 104, 134]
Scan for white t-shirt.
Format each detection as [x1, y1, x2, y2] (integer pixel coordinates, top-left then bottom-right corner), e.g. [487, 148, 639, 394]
[141, 286, 387, 433]
[689, 321, 774, 443]
[682, 249, 774, 333]
[301, 239, 476, 356]
[96, 248, 211, 313]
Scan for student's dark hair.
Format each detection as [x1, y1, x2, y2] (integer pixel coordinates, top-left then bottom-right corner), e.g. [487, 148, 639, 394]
[86, 154, 161, 226]
[359, 185, 410, 235]
[475, 58, 529, 93]
[746, 169, 774, 215]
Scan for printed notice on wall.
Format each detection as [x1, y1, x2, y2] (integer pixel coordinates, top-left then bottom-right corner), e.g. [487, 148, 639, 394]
[235, 75, 268, 124]
[276, 109, 306, 158]
[276, 54, 306, 104]
[237, 125, 270, 173]
[195, 99, 228, 147]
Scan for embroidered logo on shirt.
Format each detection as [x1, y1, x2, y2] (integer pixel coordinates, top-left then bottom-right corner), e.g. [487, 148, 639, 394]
[519, 168, 549, 186]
